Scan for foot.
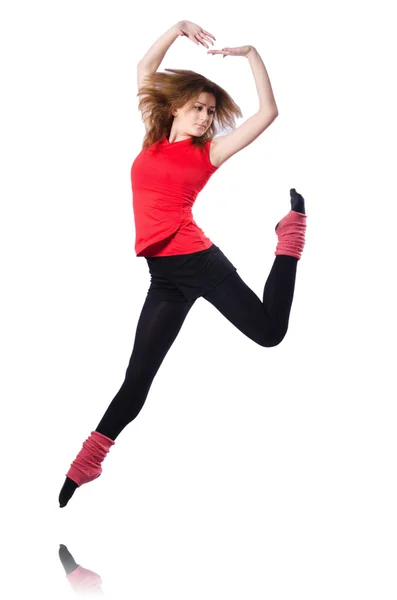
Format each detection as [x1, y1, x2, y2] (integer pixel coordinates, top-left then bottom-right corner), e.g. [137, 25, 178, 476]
[59, 477, 79, 508]
[274, 202, 307, 260]
[276, 188, 306, 231]
[290, 187, 305, 215]
[59, 431, 115, 508]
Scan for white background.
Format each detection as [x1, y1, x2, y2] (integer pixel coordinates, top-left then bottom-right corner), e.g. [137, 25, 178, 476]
[1, 0, 397, 598]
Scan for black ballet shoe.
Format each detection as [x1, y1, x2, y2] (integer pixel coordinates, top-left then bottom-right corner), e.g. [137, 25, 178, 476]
[290, 188, 306, 214]
[59, 477, 78, 508]
[275, 188, 306, 231]
[59, 430, 115, 507]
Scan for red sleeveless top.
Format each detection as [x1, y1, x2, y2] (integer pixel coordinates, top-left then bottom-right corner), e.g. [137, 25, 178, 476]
[130, 136, 219, 257]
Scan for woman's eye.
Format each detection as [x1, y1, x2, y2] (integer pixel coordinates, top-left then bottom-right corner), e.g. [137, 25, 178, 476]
[195, 106, 214, 115]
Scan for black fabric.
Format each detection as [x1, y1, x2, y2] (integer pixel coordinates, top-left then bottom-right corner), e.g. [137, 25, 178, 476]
[145, 243, 237, 302]
[95, 253, 298, 441]
[96, 295, 196, 439]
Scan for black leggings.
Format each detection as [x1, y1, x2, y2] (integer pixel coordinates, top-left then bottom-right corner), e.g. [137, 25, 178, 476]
[96, 255, 297, 440]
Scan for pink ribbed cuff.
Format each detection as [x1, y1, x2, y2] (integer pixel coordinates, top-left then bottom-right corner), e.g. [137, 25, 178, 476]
[66, 431, 115, 487]
[275, 210, 307, 260]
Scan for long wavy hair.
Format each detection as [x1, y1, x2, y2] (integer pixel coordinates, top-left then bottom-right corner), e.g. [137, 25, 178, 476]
[137, 68, 243, 151]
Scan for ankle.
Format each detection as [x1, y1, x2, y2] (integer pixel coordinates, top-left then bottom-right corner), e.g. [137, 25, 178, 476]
[66, 431, 115, 487]
[275, 211, 307, 260]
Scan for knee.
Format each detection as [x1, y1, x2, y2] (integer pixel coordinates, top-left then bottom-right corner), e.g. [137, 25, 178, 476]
[261, 338, 282, 348]
[259, 328, 287, 348]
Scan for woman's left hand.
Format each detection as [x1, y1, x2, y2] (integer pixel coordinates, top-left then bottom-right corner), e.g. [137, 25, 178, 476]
[207, 45, 253, 58]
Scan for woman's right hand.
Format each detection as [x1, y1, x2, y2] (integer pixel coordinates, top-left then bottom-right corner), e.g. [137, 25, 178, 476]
[177, 20, 216, 49]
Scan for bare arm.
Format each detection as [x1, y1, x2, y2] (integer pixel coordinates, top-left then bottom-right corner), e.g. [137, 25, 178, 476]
[138, 22, 182, 73]
[246, 47, 278, 115]
[208, 47, 279, 167]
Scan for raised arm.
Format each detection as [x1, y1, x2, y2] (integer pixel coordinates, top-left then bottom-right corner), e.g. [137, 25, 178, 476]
[137, 21, 216, 133]
[246, 47, 278, 115]
[137, 23, 183, 133]
[138, 22, 183, 73]
[208, 46, 279, 167]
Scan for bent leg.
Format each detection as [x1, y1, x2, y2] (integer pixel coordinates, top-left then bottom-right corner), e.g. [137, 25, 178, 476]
[202, 255, 298, 347]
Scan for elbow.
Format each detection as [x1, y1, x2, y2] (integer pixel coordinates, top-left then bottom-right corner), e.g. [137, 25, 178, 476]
[258, 110, 279, 129]
[258, 108, 279, 120]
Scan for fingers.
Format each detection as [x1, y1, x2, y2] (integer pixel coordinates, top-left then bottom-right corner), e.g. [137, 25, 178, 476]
[207, 49, 230, 56]
[196, 34, 208, 47]
[196, 32, 215, 48]
[202, 30, 216, 41]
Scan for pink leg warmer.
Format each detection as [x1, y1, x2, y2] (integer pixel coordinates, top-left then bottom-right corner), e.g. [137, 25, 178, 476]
[66, 565, 103, 593]
[275, 210, 307, 260]
[66, 431, 115, 487]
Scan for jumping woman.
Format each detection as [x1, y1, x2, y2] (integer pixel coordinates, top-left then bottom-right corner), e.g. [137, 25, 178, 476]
[59, 20, 307, 508]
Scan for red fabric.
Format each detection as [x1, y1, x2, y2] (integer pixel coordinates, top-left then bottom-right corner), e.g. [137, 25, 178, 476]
[275, 210, 307, 260]
[131, 137, 219, 257]
[66, 431, 115, 487]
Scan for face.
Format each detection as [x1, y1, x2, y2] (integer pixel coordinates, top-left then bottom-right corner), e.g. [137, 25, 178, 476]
[172, 92, 216, 137]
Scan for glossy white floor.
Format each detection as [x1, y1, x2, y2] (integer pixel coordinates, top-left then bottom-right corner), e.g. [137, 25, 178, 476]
[2, 2, 397, 598]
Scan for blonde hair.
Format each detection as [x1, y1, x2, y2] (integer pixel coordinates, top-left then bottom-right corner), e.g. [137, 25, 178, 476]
[137, 68, 243, 151]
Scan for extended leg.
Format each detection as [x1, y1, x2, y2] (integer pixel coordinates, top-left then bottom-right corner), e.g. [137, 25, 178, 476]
[96, 296, 196, 439]
[59, 294, 196, 507]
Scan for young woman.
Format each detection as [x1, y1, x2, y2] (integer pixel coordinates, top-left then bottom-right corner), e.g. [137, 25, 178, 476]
[59, 20, 307, 508]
